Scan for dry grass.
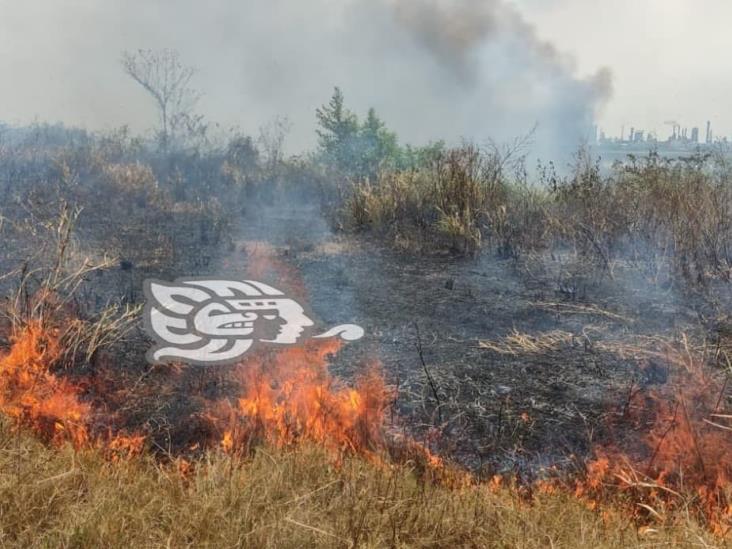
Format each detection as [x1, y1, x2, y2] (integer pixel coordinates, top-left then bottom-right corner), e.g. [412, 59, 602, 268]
[478, 329, 577, 355]
[344, 144, 511, 254]
[0, 422, 724, 548]
[2, 126, 731, 547]
[0, 205, 140, 370]
[342, 146, 732, 289]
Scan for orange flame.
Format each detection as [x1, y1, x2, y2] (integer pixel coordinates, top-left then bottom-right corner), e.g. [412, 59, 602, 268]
[213, 338, 390, 460]
[0, 321, 144, 458]
[0, 322, 91, 447]
[579, 338, 732, 534]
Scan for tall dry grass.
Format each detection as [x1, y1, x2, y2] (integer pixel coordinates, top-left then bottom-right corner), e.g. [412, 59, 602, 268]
[344, 144, 514, 254]
[0, 422, 722, 548]
[342, 146, 732, 286]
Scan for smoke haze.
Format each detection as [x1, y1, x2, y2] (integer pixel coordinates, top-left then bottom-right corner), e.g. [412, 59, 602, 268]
[0, 0, 612, 158]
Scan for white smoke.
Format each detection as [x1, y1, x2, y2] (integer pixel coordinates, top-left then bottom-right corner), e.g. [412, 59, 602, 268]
[0, 0, 612, 159]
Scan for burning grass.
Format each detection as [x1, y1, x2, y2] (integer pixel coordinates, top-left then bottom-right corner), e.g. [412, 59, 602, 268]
[0, 321, 90, 448]
[576, 336, 732, 536]
[2, 156, 732, 542]
[0, 320, 144, 459]
[0, 423, 723, 548]
[474, 327, 732, 537]
[0, 302, 396, 466]
[210, 339, 390, 459]
[1, 305, 732, 546]
[2, 299, 731, 544]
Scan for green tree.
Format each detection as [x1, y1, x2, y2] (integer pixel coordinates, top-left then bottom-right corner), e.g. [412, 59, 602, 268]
[358, 108, 400, 178]
[315, 87, 360, 171]
[401, 141, 446, 170]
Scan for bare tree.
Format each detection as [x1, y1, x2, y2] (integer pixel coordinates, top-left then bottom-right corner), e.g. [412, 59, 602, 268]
[258, 116, 292, 173]
[121, 49, 201, 150]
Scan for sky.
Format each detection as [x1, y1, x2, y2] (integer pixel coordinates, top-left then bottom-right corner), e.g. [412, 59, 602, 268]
[0, 0, 729, 152]
[521, 0, 732, 141]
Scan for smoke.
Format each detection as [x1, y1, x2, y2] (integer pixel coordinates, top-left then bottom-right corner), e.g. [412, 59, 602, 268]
[391, 0, 613, 104]
[383, 0, 613, 157]
[0, 0, 612, 160]
[390, 0, 505, 83]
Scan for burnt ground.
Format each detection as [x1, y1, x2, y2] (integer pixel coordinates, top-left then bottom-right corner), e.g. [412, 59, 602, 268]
[208, 199, 712, 475]
[5, 193, 719, 475]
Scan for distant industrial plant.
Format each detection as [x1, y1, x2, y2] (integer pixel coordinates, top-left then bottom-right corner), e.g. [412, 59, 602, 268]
[595, 120, 729, 153]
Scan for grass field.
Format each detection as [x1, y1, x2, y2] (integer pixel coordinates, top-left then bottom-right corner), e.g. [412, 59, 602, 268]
[0, 422, 725, 548]
[2, 122, 732, 547]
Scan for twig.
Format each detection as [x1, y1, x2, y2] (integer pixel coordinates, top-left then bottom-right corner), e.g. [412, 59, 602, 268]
[284, 517, 348, 543]
[414, 322, 442, 424]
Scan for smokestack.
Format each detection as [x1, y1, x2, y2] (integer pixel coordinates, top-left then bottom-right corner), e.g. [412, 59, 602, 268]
[706, 121, 712, 144]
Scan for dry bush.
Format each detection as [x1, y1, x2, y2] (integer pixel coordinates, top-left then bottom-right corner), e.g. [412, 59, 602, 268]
[0, 204, 139, 366]
[489, 181, 551, 259]
[0, 205, 142, 452]
[344, 143, 517, 254]
[0, 129, 240, 305]
[546, 150, 732, 284]
[546, 153, 624, 274]
[619, 152, 732, 283]
[342, 146, 732, 289]
[345, 170, 430, 244]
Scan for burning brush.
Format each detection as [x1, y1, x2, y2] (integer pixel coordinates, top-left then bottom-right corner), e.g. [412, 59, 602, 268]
[575, 335, 732, 535]
[0, 320, 144, 460]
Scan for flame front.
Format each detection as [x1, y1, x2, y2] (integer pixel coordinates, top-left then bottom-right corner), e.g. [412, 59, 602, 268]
[0, 320, 144, 457]
[577, 337, 732, 535]
[2, 295, 729, 536]
[212, 338, 390, 459]
[0, 322, 90, 448]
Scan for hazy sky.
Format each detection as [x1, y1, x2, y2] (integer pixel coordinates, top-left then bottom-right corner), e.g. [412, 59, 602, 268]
[0, 0, 729, 150]
[522, 0, 732, 141]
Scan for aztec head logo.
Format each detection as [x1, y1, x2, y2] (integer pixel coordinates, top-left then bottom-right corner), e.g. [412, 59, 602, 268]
[144, 278, 363, 365]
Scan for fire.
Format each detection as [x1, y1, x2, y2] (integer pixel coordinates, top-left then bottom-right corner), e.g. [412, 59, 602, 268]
[0, 322, 91, 447]
[0, 246, 393, 467]
[202, 239, 391, 459]
[103, 432, 146, 461]
[578, 336, 732, 534]
[0, 320, 145, 458]
[213, 338, 390, 459]
[7, 265, 729, 535]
